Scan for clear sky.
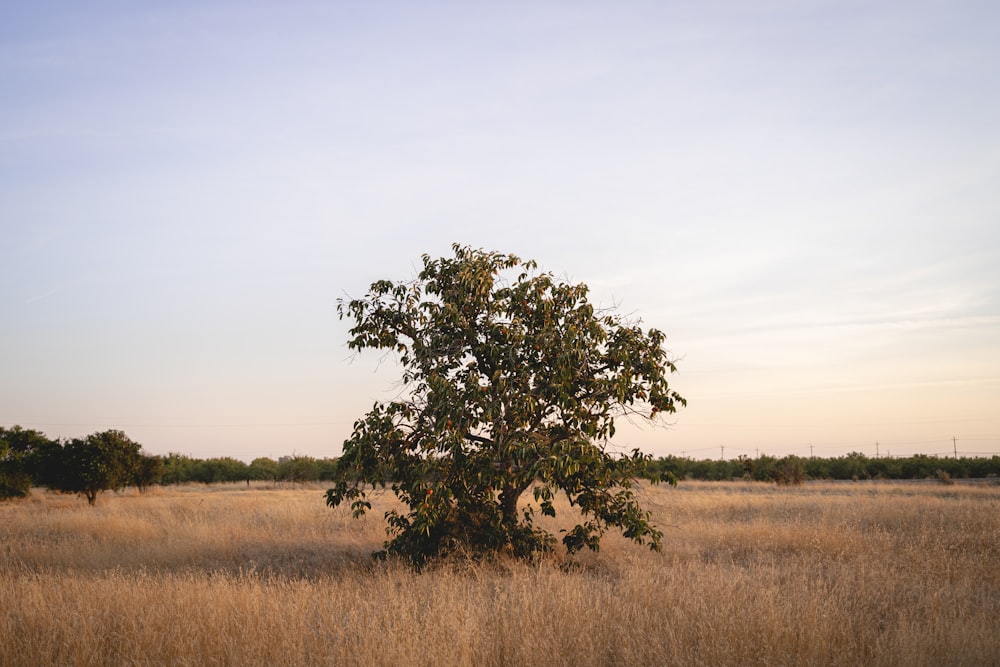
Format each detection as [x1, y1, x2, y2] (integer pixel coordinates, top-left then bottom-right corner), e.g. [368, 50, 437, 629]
[3, 1, 998, 462]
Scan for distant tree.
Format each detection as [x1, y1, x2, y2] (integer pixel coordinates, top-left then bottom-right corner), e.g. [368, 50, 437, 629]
[751, 454, 779, 481]
[867, 455, 902, 480]
[133, 454, 164, 492]
[0, 427, 33, 499]
[802, 456, 831, 480]
[769, 456, 806, 485]
[736, 454, 754, 480]
[161, 453, 197, 484]
[0, 463, 29, 499]
[1, 426, 58, 497]
[900, 454, 939, 480]
[829, 452, 870, 481]
[249, 457, 279, 482]
[318, 457, 339, 481]
[55, 430, 142, 505]
[968, 456, 1000, 478]
[189, 457, 250, 484]
[278, 455, 322, 482]
[327, 245, 685, 566]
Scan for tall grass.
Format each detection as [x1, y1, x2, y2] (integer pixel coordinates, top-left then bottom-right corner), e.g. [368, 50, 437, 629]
[1, 480, 998, 666]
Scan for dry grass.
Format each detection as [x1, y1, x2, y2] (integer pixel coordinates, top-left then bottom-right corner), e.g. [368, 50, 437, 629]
[1, 480, 999, 666]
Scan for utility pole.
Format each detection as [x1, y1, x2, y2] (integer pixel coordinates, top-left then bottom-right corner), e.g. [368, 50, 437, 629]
[810, 443, 814, 458]
[875, 441, 879, 458]
[953, 436, 958, 459]
[720, 445, 725, 461]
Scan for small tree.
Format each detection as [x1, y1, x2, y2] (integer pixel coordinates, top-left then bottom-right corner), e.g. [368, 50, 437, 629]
[161, 453, 197, 484]
[278, 455, 323, 482]
[133, 454, 164, 492]
[249, 457, 279, 482]
[0, 428, 30, 499]
[1, 426, 57, 498]
[327, 245, 685, 565]
[57, 430, 142, 505]
[189, 457, 250, 484]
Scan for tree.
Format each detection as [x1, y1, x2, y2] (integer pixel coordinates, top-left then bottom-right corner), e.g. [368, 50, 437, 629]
[161, 453, 197, 484]
[56, 430, 142, 505]
[0, 428, 30, 499]
[249, 457, 279, 482]
[277, 455, 323, 482]
[0, 426, 54, 499]
[133, 454, 164, 492]
[188, 457, 250, 484]
[326, 245, 685, 565]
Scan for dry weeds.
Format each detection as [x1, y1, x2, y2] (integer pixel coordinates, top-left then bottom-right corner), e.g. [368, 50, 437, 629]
[1, 480, 998, 666]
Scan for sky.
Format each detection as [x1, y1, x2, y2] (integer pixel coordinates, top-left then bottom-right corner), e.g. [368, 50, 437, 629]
[2, 0, 998, 462]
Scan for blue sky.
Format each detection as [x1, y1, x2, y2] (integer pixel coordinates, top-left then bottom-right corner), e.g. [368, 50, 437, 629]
[2, 1, 998, 461]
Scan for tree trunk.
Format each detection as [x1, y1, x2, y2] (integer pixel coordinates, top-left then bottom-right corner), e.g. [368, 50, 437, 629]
[499, 481, 529, 528]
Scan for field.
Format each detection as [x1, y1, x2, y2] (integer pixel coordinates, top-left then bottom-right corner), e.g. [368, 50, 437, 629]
[1, 480, 998, 666]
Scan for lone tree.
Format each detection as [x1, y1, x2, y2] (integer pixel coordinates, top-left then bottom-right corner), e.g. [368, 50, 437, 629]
[327, 245, 685, 565]
[57, 430, 142, 505]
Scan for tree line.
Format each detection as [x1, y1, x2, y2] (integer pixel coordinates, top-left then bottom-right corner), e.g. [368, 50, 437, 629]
[0, 425, 340, 503]
[5, 424, 999, 505]
[0, 425, 158, 504]
[648, 452, 1000, 483]
[159, 452, 339, 484]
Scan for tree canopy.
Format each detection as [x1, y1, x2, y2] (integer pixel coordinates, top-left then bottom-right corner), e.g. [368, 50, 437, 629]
[0, 426, 46, 498]
[58, 430, 143, 505]
[326, 245, 685, 565]
[0, 426, 57, 499]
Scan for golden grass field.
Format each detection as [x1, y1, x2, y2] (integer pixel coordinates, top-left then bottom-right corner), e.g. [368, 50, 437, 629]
[1, 479, 998, 666]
